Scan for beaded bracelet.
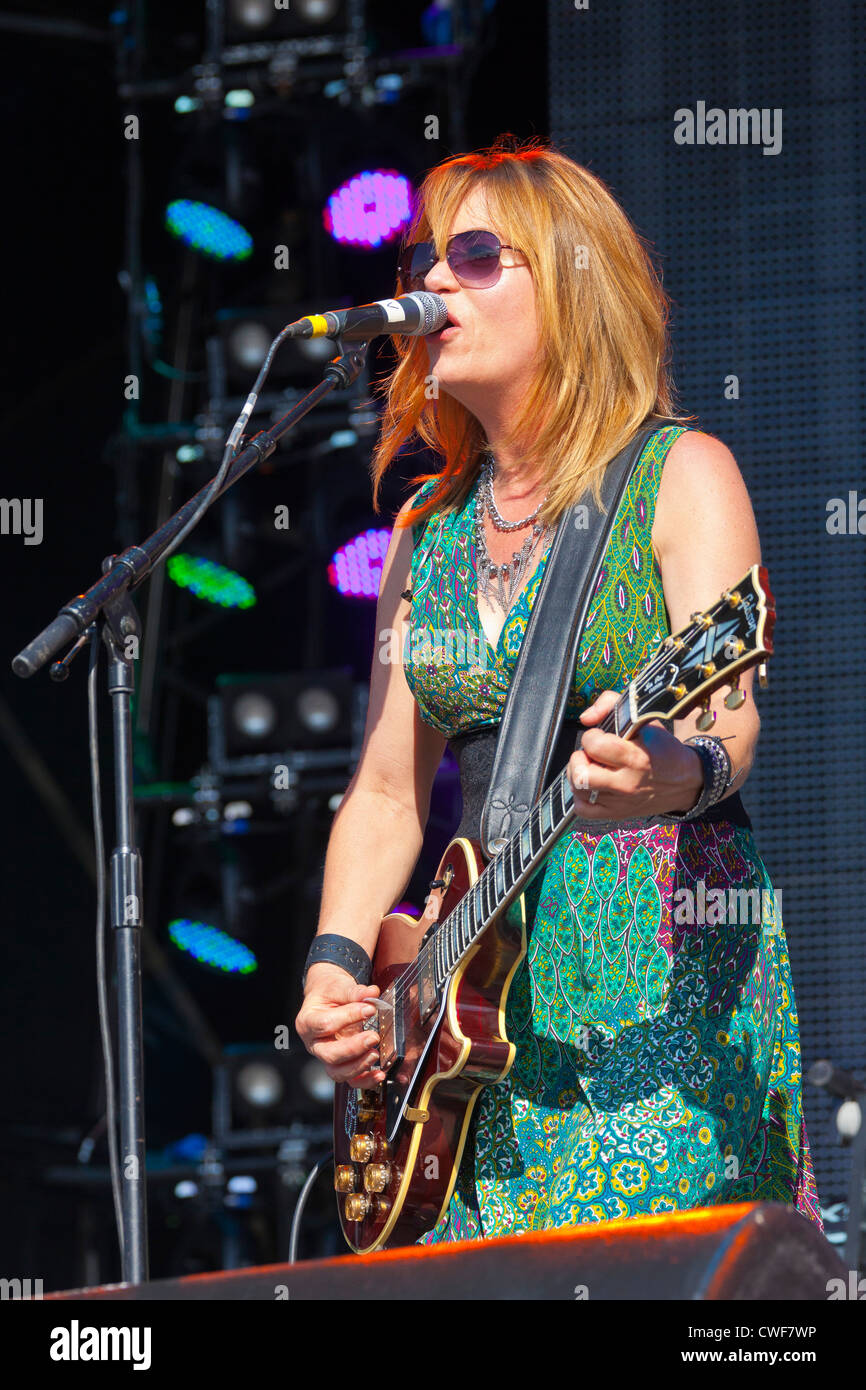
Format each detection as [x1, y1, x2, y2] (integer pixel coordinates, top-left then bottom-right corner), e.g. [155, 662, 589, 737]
[666, 735, 734, 822]
[302, 934, 372, 990]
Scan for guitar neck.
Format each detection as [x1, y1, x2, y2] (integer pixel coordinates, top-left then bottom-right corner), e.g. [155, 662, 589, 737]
[430, 703, 622, 990]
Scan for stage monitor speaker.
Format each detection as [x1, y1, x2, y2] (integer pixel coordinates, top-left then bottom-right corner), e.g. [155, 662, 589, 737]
[47, 1201, 846, 1301]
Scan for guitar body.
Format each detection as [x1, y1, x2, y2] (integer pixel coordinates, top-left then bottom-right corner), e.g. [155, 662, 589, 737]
[333, 836, 527, 1252]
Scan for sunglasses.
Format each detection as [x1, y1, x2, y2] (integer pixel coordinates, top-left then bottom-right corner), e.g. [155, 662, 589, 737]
[397, 229, 524, 292]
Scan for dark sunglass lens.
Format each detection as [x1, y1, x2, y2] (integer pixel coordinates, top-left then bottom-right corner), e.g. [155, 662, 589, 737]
[399, 242, 436, 288]
[450, 231, 502, 283]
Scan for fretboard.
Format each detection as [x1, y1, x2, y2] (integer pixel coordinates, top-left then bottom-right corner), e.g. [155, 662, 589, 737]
[428, 703, 624, 990]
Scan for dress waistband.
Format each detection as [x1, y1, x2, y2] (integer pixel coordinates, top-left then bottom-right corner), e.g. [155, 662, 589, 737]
[447, 719, 752, 845]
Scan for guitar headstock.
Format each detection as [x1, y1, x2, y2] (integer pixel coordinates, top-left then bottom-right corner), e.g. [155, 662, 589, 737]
[630, 564, 775, 733]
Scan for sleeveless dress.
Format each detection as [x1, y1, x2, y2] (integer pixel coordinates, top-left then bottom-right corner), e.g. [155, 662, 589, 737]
[401, 424, 824, 1239]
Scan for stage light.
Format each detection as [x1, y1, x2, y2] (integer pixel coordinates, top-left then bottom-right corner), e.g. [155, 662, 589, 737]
[225, 89, 255, 109]
[168, 918, 258, 974]
[227, 1176, 258, 1194]
[176, 444, 203, 463]
[328, 527, 391, 599]
[165, 199, 253, 262]
[228, 0, 273, 29]
[296, 686, 340, 734]
[174, 95, 201, 115]
[215, 670, 356, 759]
[296, 0, 340, 21]
[323, 170, 412, 249]
[299, 1059, 335, 1105]
[237, 1061, 284, 1108]
[232, 692, 278, 740]
[227, 320, 272, 372]
[166, 554, 257, 609]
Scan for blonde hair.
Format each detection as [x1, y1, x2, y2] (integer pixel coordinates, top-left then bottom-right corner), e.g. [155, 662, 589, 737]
[369, 134, 693, 529]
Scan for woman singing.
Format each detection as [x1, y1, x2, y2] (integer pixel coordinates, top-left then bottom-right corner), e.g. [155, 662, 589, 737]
[295, 135, 823, 1239]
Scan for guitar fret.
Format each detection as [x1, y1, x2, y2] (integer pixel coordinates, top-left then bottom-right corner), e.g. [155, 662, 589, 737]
[529, 810, 542, 858]
[482, 871, 493, 923]
[508, 839, 520, 892]
[494, 853, 506, 903]
[552, 773, 567, 825]
[472, 883, 484, 936]
[520, 821, 532, 866]
[540, 792, 553, 839]
[460, 899, 470, 950]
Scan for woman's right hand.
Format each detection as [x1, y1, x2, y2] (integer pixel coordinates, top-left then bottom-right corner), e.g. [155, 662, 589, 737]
[295, 962, 386, 1089]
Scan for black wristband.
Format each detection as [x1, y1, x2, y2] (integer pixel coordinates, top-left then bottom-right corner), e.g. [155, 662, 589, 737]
[302, 934, 372, 990]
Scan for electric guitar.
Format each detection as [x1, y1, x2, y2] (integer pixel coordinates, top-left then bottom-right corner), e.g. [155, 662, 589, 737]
[333, 564, 775, 1251]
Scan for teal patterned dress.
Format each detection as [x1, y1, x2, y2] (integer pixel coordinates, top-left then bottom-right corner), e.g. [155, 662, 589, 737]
[401, 424, 823, 1239]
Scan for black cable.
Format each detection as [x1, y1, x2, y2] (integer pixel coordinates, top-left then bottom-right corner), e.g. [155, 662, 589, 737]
[86, 627, 125, 1254]
[157, 324, 297, 567]
[288, 1149, 333, 1264]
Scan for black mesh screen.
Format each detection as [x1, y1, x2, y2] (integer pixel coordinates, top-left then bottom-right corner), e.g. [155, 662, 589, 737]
[549, 0, 866, 1209]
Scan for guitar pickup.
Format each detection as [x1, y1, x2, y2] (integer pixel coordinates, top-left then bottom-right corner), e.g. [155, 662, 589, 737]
[366, 991, 402, 1069]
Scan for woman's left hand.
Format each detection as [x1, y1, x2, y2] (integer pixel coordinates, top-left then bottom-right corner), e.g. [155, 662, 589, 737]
[567, 690, 704, 821]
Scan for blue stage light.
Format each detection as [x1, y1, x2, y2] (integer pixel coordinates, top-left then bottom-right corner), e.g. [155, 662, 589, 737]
[168, 918, 258, 975]
[165, 200, 253, 262]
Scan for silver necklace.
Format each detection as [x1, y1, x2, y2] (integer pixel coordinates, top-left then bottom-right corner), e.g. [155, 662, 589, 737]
[479, 456, 545, 530]
[475, 459, 552, 615]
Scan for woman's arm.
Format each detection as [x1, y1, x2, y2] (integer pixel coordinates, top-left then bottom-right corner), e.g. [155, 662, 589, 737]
[568, 430, 763, 817]
[295, 495, 447, 1084]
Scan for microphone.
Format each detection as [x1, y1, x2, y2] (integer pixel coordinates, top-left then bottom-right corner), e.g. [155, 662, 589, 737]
[284, 292, 447, 342]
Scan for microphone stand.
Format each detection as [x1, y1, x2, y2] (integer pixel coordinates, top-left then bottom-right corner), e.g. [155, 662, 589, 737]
[11, 342, 369, 1285]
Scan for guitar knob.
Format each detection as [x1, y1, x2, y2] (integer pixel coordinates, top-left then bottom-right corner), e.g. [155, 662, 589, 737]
[373, 1195, 391, 1218]
[334, 1165, 357, 1193]
[350, 1133, 376, 1162]
[363, 1162, 392, 1193]
[724, 682, 746, 710]
[696, 700, 716, 732]
[344, 1193, 370, 1222]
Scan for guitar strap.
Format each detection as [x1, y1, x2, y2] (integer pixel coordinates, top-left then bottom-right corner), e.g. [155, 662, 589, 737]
[479, 417, 681, 860]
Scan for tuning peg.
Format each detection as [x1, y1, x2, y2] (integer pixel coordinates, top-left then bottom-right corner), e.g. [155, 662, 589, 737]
[758, 662, 769, 689]
[696, 698, 716, 732]
[724, 678, 746, 710]
[722, 588, 742, 607]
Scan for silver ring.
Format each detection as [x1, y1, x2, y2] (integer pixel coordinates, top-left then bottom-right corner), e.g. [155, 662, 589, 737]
[588, 789, 599, 805]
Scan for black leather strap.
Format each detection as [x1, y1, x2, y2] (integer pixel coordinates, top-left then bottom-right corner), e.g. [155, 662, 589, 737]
[479, 418, 681, 859]
[302, 934, 372, 990]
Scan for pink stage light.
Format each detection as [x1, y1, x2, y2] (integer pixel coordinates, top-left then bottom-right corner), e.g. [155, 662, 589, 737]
[328, 527, 392, 599]
[323, 170, 412, 248]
